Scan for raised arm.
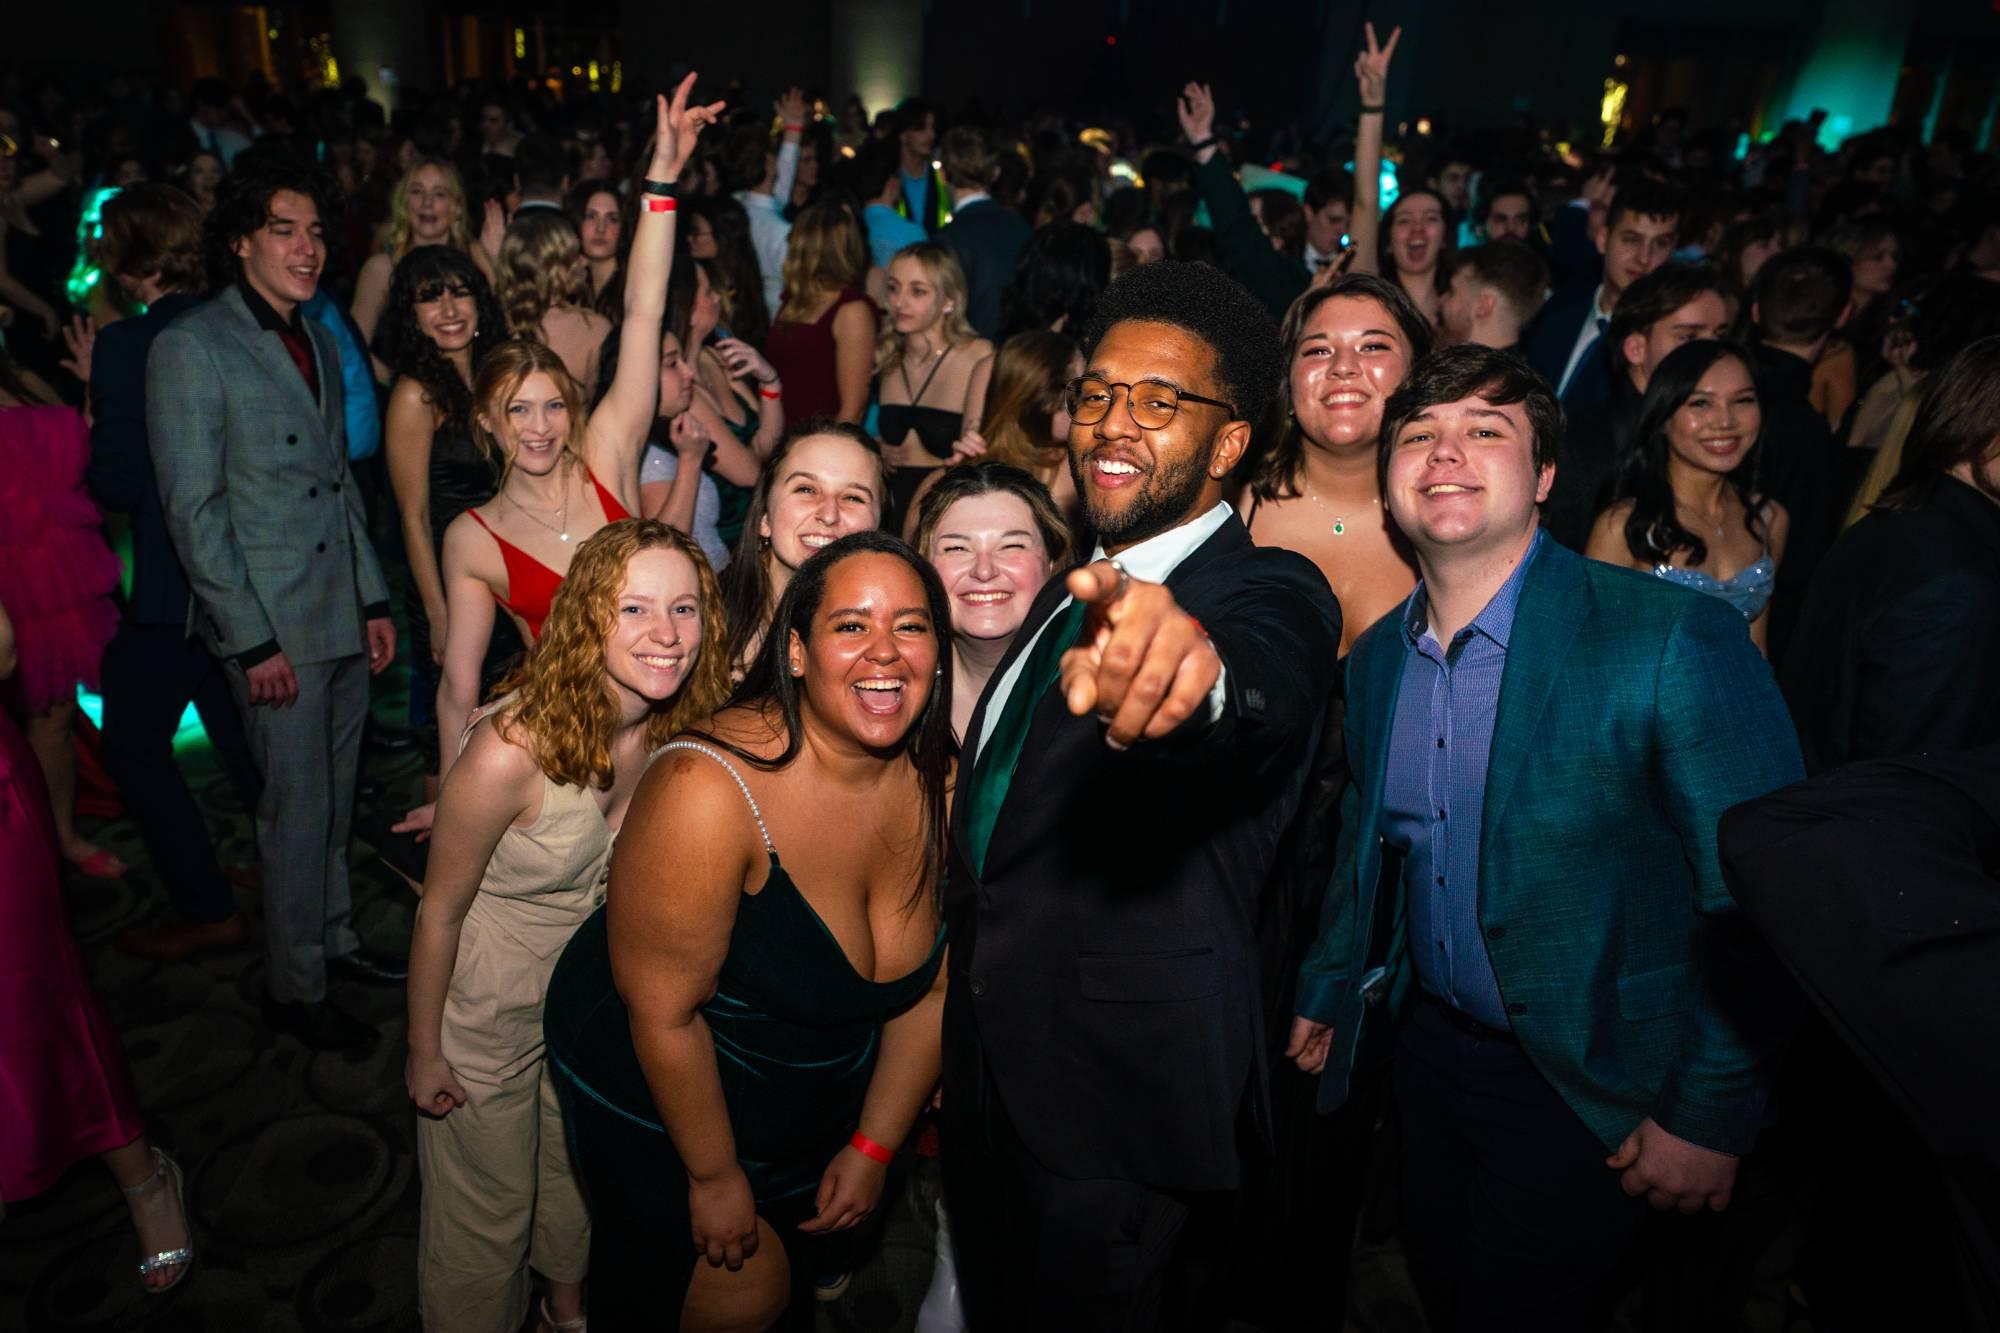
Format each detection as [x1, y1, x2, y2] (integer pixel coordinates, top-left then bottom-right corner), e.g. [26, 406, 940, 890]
[405, 721, 540, 1116]
[711, 337, 786, 457]
[589, 76, 726, 498]
[607, 753, 764, 1270]
[433, 516, 501, 785]
[1347, 22, 1401, 278]
[772, 87, 808, 206]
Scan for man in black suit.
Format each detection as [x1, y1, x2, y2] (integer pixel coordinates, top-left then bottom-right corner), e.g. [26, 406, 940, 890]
[1721, 748, 2000, 1331]
[1521, 180, 1682, 413]
[1783, 333, 2000, 773]
[1776, 333, 2000, 1332]
[941, 261, 1341, 1327]
[937, 126, 1030, 340]
[84, 182, 261, 961]
[1749, 248, 1850, 659]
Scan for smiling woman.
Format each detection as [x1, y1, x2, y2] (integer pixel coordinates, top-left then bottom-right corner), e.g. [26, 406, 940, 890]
[545, 530, 951, 1330]
[720, 421, 889, 672]
[406, 518, 730, 1333]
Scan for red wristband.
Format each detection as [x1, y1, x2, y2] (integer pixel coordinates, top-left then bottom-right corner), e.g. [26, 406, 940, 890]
[784, 123, 805, 134]
[849, 1130, 893, 1164]
[758, 385, 782, 400]
[644, 196, 677, 213]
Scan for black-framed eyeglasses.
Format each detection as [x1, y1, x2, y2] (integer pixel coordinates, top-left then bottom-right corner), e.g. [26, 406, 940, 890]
[1064, 375, 1237, 431]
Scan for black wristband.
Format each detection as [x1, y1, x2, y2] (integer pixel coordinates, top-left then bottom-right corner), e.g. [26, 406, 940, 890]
[641, 178, 679, 198]
[1360, 102, 1386, 114]
[1189, 136, 1217, 153]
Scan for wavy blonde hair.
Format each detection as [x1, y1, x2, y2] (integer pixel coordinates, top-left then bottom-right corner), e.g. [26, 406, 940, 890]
[495, 519, 732, 790]
[777, 200, 867, 320]
[377, 158, 473, 261]
[473, 338, 590, 476]
[495, 210, 588, 339]
[873, 242, 979, 376]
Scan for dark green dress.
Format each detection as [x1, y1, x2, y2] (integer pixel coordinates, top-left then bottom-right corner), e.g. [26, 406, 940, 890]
[545, 740, 944, 1328]
[707, 412, 758, 551]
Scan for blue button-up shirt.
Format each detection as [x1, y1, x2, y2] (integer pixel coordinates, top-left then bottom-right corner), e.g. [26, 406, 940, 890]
[1381, 529, 1545, 1031]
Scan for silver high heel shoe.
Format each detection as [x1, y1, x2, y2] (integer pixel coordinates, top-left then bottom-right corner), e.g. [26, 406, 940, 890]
[122, 1147, 194, 1293]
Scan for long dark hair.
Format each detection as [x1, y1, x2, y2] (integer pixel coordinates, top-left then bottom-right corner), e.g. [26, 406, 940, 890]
[1000, 222, 1111, 339]
[1380, 187, 1453, 294]
[1618, 340, 1765, 566]
[1252, 274, 1433, 501]
[700, 530, 954, 909]
[686, 194, 770, 346]
[1878, 334, 2000, 512]
[374, 245, 508, 438]
[721, 422, 890, 668]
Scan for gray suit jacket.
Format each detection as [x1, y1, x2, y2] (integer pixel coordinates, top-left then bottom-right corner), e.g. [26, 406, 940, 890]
[147, 285, 389, 667]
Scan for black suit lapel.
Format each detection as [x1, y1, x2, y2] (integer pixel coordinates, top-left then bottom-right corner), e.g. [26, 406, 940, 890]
[970, 514, 1253, 876]
[952, 576, 1077, 870]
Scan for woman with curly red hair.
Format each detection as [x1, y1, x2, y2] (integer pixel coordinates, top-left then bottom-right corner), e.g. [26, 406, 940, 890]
[405, 518, 733, 1333]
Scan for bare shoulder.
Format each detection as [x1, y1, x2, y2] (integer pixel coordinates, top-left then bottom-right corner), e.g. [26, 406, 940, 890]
[448, 713, 544, 802]
[442, 508, 502, 577]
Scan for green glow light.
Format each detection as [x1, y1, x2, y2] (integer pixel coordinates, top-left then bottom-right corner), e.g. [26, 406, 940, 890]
[65, 185, 120, 308]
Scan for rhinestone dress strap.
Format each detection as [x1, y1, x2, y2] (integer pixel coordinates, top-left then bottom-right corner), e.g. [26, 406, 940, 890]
[659, 740, 776, 856]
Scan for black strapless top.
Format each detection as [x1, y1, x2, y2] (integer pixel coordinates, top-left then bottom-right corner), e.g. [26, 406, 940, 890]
[876, 402, 963, 461]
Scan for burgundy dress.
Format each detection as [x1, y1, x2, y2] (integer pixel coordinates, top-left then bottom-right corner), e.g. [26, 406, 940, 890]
[0, 703, 144, 1200]
[0, 405, 121, 713]
[763, 288, 873, 423]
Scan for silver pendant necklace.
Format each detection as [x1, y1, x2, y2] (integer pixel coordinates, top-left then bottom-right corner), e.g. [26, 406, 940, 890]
[507, 473, 571, 542]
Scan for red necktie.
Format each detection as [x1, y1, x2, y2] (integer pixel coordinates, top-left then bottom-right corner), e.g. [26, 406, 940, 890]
[275, 328, 320, 403]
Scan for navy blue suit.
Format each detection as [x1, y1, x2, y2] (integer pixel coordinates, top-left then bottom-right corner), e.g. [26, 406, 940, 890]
[1522, 280, 1612, 412]
[939, 198, 1032, 340]
[86, 292, 258, 925]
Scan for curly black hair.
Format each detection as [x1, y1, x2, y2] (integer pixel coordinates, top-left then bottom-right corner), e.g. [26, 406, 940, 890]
[202, 161, 334, 295]
[1081, 256, 1284, 436]
[372, 245, 508, 438]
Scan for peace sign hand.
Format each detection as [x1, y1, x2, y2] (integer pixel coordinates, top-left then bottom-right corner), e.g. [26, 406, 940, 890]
[1354, 22, 1402, 106]
[650, 72, 727, 183]
[1177, 82, 1216, 147]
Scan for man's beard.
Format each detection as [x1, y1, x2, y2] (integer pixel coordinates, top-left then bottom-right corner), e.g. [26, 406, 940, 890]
[1072, 441, 1215, 547]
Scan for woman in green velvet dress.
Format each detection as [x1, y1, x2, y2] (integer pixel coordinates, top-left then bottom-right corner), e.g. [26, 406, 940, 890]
[546, 530, 951, 1331]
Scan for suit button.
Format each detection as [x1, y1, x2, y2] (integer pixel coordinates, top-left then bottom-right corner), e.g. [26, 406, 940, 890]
[286, 434, 298, 445]
[969, 979, 987, 997]
[1487, 926, 1506, 940]
[1507, 1001, 1528, 1016]
[316, 541, 327, 553]
[308, 487, 318, 498]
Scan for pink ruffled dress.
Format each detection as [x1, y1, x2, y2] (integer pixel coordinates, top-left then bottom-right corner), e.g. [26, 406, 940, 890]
[0, 404, 122, 714]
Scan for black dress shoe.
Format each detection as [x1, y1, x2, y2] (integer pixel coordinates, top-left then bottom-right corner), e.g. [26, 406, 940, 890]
[261, 996, 378, 1051]
[327, 948, 410, 983]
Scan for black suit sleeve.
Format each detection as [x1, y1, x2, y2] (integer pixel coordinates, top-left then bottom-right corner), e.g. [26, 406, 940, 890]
[1191, 155, 1308, 320]
[85, 327, 150, 513]
[1720, 750, 2000, 1161]
[1160, 551, 1341, 772]
[1851, 568, 2000, 763]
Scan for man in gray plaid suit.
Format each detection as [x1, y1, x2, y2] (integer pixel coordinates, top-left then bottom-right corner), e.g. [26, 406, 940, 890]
[148, 163, 398, 1050]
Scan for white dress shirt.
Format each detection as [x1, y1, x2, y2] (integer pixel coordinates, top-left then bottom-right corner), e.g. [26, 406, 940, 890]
[1557, 283, 1612, 396]
[736, 138, 801, 316]
[972, 501, 1233, 761]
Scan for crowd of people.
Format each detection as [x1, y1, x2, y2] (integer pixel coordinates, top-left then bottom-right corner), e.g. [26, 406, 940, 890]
[2, 21, 1998, 1333]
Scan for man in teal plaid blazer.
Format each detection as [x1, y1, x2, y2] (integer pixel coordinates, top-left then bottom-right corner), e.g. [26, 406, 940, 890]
[1289, 345, 1802, 1332]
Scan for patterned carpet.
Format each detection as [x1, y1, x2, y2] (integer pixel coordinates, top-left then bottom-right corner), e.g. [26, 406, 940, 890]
[0, 690, 946, 1332]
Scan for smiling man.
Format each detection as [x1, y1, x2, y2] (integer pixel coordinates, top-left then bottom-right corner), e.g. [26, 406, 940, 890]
[941, 261, 1340, 1326]
[1288, 344, 1802, 1332]
[149, 165, 399, 1052]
